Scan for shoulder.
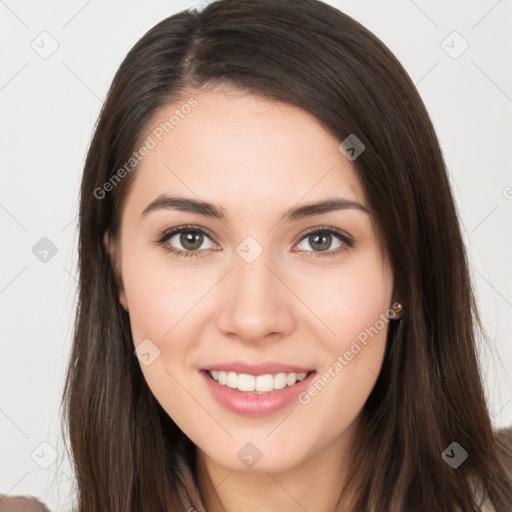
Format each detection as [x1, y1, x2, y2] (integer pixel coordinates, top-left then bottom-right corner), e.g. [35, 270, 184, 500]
[0, 494, 51, 512]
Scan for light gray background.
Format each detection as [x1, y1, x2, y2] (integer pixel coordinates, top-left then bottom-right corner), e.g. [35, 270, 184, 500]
[1, 0, 511, 510]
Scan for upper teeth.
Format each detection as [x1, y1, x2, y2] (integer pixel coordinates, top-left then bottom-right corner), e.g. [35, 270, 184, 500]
[209, 371, 308, 393]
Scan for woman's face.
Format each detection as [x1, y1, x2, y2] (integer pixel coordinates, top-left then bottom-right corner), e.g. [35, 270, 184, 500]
[107, 88, 397, 474]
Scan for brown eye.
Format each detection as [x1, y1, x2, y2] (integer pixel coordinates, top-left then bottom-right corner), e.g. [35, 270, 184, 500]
[156, 225, 217, 257]
[296, 227, 354, 257]
[307, 233, 332, 252]
[179, 231, 205, 251]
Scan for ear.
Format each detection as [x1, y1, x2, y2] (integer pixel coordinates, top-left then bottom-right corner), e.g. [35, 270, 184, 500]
[103, 231, 128, 311]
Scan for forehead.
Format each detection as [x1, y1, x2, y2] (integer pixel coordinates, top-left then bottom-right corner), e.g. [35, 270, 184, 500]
[122, 89, 366, 219]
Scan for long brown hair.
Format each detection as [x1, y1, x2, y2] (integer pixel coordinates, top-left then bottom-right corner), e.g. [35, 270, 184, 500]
[61, 0, 512, 510]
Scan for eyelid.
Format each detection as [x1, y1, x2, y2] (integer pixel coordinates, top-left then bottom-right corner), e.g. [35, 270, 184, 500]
[297, 225, 353, 243]
[156, 224, 218, 245]
[293, 225, 354, 256]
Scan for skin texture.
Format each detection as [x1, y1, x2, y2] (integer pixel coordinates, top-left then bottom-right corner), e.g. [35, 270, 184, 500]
[105, 88, 400, 512]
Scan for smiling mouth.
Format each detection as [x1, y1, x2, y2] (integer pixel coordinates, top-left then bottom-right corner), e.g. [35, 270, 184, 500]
[205, 370, 314, 394]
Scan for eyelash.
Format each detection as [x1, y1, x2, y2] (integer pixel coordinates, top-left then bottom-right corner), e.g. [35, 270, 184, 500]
[155, 224, 355, 259]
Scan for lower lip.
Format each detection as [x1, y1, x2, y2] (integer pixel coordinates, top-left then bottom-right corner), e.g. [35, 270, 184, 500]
[200, 370, 316, 417]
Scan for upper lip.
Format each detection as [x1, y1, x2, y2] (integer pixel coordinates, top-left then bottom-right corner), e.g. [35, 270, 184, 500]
[201, 360, 315, 376]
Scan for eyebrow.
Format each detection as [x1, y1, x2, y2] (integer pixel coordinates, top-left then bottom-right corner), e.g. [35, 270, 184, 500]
[141, 194, 370, 223]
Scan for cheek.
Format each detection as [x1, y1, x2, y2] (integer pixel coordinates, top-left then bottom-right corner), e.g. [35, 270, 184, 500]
[121, 255, 202, 415]
[296, 253, 392, 420]
[121, 245, 206, 343]
[298, 251, 393, 353]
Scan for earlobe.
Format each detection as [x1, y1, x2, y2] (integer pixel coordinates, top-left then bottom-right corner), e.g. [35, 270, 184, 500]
[103, 231, 114, 258]
[118, 289, 128, 311]
[103, 231, 129, 311]
[390, 300, 404, 320]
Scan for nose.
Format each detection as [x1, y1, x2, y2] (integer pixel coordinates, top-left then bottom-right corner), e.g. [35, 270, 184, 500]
[216, 251, 295, 344]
